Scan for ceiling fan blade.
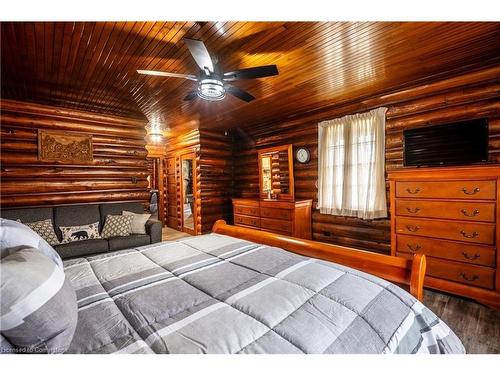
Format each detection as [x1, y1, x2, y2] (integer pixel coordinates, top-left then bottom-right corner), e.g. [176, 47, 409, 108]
[223, 65, 278, 81]
[225, 85, 255, 102]
[137, 70, 197, 81]
[183, 38, 214, 73]
[183, 90, 198, 101]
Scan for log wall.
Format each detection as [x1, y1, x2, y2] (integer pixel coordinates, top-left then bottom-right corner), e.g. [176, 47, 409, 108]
[233, 66, 500, 254]
[199, 129, 233, 233]
[0, 100, 150, 208]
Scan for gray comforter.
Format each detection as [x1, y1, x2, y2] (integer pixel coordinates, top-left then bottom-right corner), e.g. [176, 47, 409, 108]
[64, 233, 465, 354]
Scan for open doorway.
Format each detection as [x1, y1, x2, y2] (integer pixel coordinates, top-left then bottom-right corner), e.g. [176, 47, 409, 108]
[147, 157, 160, 220]
[180, 152, 197, 235]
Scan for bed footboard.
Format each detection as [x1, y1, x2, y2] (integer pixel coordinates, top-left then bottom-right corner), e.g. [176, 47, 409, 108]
[212, 220, 426, 301]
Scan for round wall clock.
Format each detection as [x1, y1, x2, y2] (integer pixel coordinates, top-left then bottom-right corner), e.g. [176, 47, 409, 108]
[295, 147, 311, 164]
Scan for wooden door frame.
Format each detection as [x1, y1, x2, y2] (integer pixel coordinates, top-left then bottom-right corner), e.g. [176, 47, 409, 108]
[180, 151, 198, 235]
[146, 156, 165, 224]
[156, 155, 165, 224]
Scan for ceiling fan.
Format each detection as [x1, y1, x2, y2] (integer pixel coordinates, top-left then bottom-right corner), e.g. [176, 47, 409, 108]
[137, 38, 279, 102]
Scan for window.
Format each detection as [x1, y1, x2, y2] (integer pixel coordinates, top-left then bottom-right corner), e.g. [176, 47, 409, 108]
[317, 107, 387, 220]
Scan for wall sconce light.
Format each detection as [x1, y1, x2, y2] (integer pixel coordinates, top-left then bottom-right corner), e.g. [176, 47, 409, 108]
[145, 120, 167, 144]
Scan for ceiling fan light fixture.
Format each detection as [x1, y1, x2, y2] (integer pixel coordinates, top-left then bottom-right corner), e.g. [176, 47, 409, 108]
[197, 78, 225, 101]
[138, 39, 278, 103]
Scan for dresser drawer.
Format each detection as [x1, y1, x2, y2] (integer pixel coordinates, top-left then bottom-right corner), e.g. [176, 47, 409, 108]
[397, 252, 495, 289]
[260, 207, 292, 220]
[234, 205, 260, 217]
[396, 217, 495, 245]
[261, 217, 292, 234]
[396, 180, 496, 200]
[234, 214, 260, 228]
[396, 200, 496, 222]
[397, 235, 496, 267]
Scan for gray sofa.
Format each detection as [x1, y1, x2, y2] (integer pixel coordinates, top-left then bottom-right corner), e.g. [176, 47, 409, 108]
[1, 202, 162, 259]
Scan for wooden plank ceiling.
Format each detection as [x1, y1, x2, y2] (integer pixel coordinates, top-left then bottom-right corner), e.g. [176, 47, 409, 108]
[1, 22, 499, 131]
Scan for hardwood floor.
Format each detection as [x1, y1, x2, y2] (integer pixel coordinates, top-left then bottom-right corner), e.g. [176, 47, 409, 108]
[423, 289, 500, 354]
[162, 226, 191, 241]
[159, 226, 499, 354]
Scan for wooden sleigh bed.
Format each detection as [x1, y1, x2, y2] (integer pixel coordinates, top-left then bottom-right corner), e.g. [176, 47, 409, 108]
[212, 220, 427, 301]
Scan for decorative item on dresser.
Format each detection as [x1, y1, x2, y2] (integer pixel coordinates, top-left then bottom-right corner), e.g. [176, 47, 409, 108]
[389, 165, 500, 309]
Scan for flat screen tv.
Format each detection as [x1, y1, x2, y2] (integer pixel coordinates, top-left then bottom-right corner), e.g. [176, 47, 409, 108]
[403, 118, 489, 167]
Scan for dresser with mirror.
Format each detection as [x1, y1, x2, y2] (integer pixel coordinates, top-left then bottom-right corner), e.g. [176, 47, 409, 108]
[232, 144, 312, 239]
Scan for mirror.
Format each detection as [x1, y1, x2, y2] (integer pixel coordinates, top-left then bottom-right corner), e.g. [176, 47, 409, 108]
[258, 144, 294, 201]
[181, 153, 196, 234]
[261, 155, 272, 192]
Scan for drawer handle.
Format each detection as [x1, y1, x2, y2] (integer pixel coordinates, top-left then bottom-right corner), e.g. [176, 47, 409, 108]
[461, 252, 480, 260]
[407, 244, 421, 252]
[461, 187, 480, 195]
[461, 209, 479, 217]
[406, 188, 420, 194]
[406, 207, 420, 214]
[460, 230, 478, 239]
[460, 272, 479, 282]
[406, 225, 420, 232]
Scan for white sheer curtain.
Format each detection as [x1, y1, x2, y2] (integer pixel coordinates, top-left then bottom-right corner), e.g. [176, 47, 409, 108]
[317, 107, 387, 220]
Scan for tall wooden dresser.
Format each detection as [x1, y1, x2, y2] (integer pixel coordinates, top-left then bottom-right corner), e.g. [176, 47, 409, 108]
[389, 165, 500, 308]
[232, 198, 312, 239]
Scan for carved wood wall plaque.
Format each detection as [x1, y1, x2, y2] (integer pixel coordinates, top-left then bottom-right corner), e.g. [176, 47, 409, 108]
[38, 129, 93, 163]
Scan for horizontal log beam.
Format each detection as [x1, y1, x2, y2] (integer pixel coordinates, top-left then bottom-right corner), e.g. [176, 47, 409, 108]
[1, 99, 146, 127]
[1, 152, 148, 167]
[1, 179, 148, 194]
[1, 190, 150, 207]
[0, 114, 146, 138]
[0, 166, 149, 179]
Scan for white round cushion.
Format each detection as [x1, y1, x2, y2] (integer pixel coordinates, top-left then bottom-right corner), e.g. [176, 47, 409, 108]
[0, 218, 63, 268]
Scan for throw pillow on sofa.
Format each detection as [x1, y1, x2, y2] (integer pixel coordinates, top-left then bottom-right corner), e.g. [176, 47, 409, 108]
[122, 210, 151, 234]
[21, 219, 60, 246]
[101, 214, 133, 238]
[0, 218, 63, 269]
[60, 222, 101, 244]
[0, 246, 78, 353]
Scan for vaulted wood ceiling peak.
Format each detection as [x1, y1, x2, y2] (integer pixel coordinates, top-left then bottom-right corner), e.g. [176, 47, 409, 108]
[2, 22, 499, 131]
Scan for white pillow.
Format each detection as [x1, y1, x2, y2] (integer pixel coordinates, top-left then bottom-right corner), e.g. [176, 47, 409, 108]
[0, 246, 77, 353]
[0, 218, 63, 269]
[122, 211, 151, 234]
